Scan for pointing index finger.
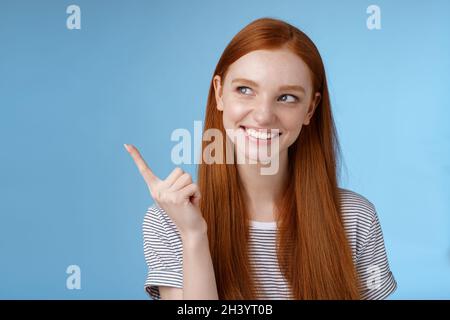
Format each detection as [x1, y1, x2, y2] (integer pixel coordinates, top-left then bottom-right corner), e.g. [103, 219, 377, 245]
[124, 144, 159, 187]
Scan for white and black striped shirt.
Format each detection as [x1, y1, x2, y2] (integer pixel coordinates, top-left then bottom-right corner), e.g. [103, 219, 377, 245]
[142, 188, 397, 300]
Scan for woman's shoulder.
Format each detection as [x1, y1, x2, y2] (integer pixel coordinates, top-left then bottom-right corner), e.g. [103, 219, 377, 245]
[142, 204, 183, 299]
[337, 188, 382, 260]
[338, 187, 378, 225]
[142, 203, 181, 240]
[338, 188, 397, 299]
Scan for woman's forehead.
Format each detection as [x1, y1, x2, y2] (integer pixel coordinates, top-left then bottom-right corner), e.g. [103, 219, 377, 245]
[225, 49, 312, 89]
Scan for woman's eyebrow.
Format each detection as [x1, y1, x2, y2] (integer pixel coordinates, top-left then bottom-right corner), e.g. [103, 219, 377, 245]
[231, 78, 259, 87]
[231, 78, 305, 93]
[278, 84, 305, 94]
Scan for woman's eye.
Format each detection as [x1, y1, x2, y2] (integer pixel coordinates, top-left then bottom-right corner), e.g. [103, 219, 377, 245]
[278, 94, 298, 103]
[236, 86, 253, 95]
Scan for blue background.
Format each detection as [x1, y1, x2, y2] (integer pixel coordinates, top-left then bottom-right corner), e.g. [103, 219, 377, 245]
[1, 0, 449, 299]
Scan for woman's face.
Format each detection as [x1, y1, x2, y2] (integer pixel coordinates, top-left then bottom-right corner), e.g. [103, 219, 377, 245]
[213, 47, 321, 164]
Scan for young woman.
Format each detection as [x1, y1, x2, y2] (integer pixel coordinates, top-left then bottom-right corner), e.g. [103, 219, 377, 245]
[125, 17, 397, 300]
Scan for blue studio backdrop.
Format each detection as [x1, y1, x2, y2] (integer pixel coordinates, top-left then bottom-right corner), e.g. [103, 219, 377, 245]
[0, 0, 449, 299]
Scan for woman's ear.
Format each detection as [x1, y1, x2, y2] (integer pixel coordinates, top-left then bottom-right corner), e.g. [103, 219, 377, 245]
[213, 75, 224, 111]
[303, 92, 321, 125]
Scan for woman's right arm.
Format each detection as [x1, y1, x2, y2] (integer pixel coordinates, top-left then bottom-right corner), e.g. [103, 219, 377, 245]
[159, 231, 219, 300]
[159, 286, 183, 299]
[126, 144, 218, 300]
[181, 230, 219, 300]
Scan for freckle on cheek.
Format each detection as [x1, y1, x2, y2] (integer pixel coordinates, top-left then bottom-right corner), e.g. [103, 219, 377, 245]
[229, 109, 245, 121]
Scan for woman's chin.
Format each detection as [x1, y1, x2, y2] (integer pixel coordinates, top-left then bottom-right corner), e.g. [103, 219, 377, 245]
[236, 149, 278, 165]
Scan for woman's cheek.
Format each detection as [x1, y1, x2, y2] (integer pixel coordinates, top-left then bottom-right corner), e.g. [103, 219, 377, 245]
[281, 105, 305, 128]
[223, 98, 250, 122]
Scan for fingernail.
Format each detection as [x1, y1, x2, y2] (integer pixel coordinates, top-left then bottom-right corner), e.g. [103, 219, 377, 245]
[123, 144, 130, 152]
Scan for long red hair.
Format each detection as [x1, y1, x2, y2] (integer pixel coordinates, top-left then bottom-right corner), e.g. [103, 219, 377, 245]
[197, 17, 360, 299]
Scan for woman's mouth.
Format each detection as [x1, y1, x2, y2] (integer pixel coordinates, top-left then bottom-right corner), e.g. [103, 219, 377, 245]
[239, 126, 282, 141]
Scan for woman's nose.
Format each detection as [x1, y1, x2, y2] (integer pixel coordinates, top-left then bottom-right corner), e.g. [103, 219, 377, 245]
[252, 98, 277, 125]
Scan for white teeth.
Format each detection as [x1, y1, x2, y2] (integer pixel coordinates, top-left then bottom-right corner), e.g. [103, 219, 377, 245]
[244, 127, 279, 140]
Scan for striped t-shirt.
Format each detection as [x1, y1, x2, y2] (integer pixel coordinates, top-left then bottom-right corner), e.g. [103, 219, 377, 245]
[142, 188, 397, 300]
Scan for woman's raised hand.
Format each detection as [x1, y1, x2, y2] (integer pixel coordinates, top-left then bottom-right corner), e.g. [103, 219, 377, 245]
[124, 144, 207, 238]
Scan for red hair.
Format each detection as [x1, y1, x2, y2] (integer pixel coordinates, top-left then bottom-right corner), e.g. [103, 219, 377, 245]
[197, 17, 360, 299]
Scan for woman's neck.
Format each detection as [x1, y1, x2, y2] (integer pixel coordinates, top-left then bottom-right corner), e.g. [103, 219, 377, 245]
[236, 151, 289, 221]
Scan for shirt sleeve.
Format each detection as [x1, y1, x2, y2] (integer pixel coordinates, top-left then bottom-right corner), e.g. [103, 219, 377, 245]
[142, 204, 183, 300]
[355, 204, 397, 300]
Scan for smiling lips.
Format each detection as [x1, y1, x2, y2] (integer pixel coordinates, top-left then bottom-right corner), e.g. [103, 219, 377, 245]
[240, 126, 281, 140]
